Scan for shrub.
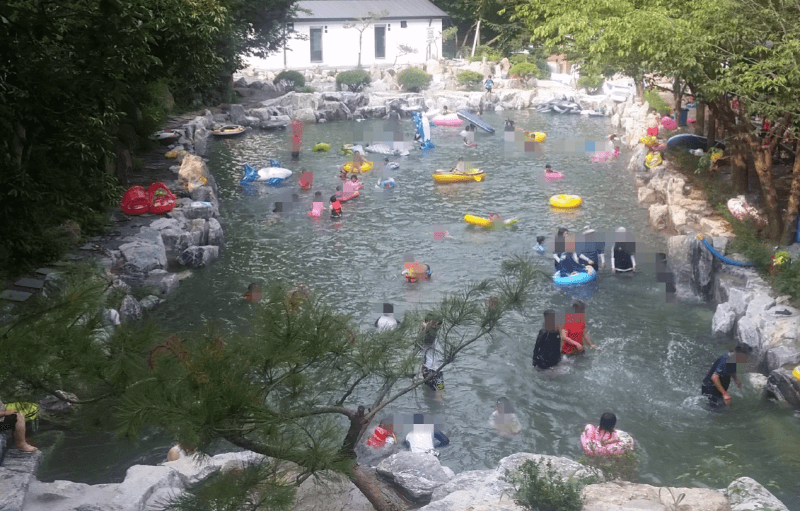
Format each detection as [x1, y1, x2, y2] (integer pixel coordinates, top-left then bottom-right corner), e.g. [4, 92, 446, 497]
[509, 62, 540, 79]
[467, 44, 503, 63]
[336, 69, 371, 92]
[578, 450, 639, 482]
[577, 74, 604, 94]
[508, 460, 591, 511]
[298, 85, 315, 93]
[457, 70, 483, 90]
[644, 90, 670, 116]
[273, 70, 305, 91]
[510, 53, 531, 66]
[397, 68, 432, 92]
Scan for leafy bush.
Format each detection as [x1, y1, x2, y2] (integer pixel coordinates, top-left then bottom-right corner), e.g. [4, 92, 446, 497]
[644, 90, 671, 116]
[577, 74, 604, 93]
[397, 68, 432, 92]
[336, 69, 371, 92]
[509, 460, 590, 511]
[274, 70, 305, 91]
[509, 62, 540, 79]
[298, 85, 315, 93]
[467, 44, 503, 63]
[510, 53, 531, 66]
[457, 70, 484, 90]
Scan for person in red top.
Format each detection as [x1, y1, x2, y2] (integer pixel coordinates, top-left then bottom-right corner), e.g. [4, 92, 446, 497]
[330, 195, 342, 218]
[244, 283, 262, 303]
[561, 300, 598, 355]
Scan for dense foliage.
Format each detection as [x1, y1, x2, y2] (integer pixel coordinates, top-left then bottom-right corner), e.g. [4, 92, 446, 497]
[0, 0, 296, 274]
[397, 68, 432, 92]
[456, 70, 484, 90]
[508, 62, 540, 79]
[509, 460, 590, 511]
[274, 70, 306, 91]
[644, 90, 671, 116]
[335, 69, 371, 92]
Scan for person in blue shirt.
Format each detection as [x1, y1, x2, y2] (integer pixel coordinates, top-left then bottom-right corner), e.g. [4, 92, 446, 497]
[554, 233, 588, 277]
[485, 75, 494, 93]
[534, 236, 546, 255]
[578, 229, 606, 272]
[701, 344, 752, 407]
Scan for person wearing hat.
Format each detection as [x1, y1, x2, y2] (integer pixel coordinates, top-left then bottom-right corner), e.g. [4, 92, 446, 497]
[611, 227, 636, 273]
[578, 229, 605, 272]
[375, 303, 399, 331]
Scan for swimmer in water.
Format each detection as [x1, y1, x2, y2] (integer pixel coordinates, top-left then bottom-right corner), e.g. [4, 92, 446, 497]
[330, 195, 342, 218]
[309, 191, 326, 217]
[534, 236, 546, 254]
[489, 397, 522, 436]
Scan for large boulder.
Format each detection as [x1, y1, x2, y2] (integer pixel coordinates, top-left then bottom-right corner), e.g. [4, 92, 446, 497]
[143, 270, 179, 297]
[649, 204, 671, 233]
[376, 452, 455, 503]
[207, 218, 224, 246]
[712, 302, 737, 337]
[765, 366, 800, 408]
[109, 465, 187, 511]
[177, 245, 219, 268]
[119, 294, 143, 322]
[291, 470, 374, 511]
[228, 104, 247, 125]
[426, 59, 443, 75]
[118, 228, 167, 274]
[727, 476, 790, 511]
[582, 482, 729, 511]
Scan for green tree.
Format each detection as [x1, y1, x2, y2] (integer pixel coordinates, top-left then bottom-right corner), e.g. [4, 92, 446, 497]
[107, 258, 537, 511]
[344, 10, 389, 68]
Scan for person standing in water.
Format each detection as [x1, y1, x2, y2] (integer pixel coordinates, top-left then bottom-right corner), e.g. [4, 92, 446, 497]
[611, 227, 636, 273]
[701, 344, 752, 407]
[561, 299, 598, 355]
[578, 229, 605, 272]
[419, 314, 445, 401]
[532, 309, 562, 370]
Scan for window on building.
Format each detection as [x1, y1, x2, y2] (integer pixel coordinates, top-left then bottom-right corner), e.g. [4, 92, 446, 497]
[401, 21, 407, 28]
[310, 27, 323, 62]
[375, 25, 386, 59]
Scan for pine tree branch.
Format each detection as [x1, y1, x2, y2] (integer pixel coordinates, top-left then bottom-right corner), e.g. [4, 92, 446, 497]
[335, 372, 370, 407]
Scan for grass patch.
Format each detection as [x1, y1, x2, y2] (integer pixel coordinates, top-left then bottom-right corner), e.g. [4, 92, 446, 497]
[507, 459, 597, 511]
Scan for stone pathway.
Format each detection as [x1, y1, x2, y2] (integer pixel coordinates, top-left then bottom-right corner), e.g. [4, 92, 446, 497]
[0, 450, 42, 511]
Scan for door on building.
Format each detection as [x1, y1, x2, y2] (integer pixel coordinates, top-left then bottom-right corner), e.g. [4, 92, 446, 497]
[310, 28, 323, 62]
[374, 26, 386, 59]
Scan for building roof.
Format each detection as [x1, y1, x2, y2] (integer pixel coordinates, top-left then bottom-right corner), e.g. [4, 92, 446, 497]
[294, 0, 448, 21]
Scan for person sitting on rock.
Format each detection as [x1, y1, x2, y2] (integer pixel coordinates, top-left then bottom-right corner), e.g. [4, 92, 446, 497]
[0, 398, 38, 452]
[581, 412, 635, 456]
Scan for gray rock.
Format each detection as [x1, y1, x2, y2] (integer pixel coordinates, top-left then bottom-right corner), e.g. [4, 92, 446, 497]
[159, 229, 194, 263]
[712, 303, 736, 337]
[690, 236, 720, 301]
[189, 185, 215, 205]
[582, 482, 729, 511]
[430, 470, 495, 501]
[765, 366, 800, 408]
[497, 453, 601, 485]
[736, 315, 762, 354]
[193, 127, 210, 156]
[138, 295, 163, 311]
[38, 391, 78, 417]
[207, 218, 224, 246]
[626, 144, 648, 173]
[242, 116, 260, 127]
[228, 104, 247, 126]
[234, 77, 247, 88]
[727, 287, 754, 318]
[109, 465, 187, 511]
[745, 293, 776, 318]
[184, 201, 215, 220]
[766, 346, 800, 374]
[143, 270, 179, 297]
[727, 476, 790, 511]
[189, 219, 208, 246]
[376, 452, 454, 503]
[119, 295, 143, 322]
[177, 246, 219, 268]
[118, 228, 167, 274]
[248, 80, 264, 90]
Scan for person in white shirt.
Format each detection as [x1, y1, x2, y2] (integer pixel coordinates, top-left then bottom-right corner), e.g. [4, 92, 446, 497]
[375, 303, 398, 331]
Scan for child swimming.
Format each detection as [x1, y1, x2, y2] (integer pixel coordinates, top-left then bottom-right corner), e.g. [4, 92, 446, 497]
[330, 195, 342, 218]
[308, 191, 325, 217]
[534, 236, 546, 254]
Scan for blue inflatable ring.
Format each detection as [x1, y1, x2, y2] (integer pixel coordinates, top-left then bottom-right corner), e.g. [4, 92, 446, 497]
[552, 271, 596, 286]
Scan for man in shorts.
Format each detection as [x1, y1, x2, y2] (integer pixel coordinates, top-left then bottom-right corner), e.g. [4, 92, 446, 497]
[701, 344, 752, 407]
[419, 315, 445, 399]
[0, 398, 38, 452]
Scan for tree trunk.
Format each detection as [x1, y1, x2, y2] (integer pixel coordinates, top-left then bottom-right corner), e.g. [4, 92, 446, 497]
[746, 134, 783, 240]
[781, 139, 800, 245]
[471, 19, 481, 57]
[707, 111, 716, 152]
[358, 31, 363, 67]
[349, 464, 411, 511]
[696, 102, 706, 136]
[635, 77, 645, 101]
[672, 77, 683, 112]
[730, 135, 748, 194]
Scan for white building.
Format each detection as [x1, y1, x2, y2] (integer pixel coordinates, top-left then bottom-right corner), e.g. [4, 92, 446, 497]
[244, 0, 448, 71]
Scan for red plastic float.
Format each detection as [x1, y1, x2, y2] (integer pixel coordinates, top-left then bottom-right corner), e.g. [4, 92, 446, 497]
[148, 182, 177, 214]
[121, 186, 150, 215]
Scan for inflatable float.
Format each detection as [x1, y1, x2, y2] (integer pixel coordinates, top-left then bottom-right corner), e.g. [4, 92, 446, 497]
[413, 112, 435, 150]
[212, 125, 246, 136]
[581, 426, 635, 456]
[463, 214, 519, 228]
[432, 169, 485, 183]
[403, 264, 432, 282]
[431, 113, 463, 127]
[645, 151, 663, 169]
[549, 194, 582, 208]
[727, 195, 767, 227]
[456, 109, 495, 133]
[150, 130, 181, 145]
[365, 143, 410, 157]
[524, 131, 547, 142]
[591, 146, 620, 163]
[312, 142, 331, 152]
[257, 167, 292, 185]
[342, 161, 374, 173]
[552, 270, 596, 286]
[535, 98, 582, 114]
[545, 171, 564, 182]
[336, 190, 360, 202]
[377, 178, 396, 189]
[666, 134, 725, 151]
[385, 161, 400, 170]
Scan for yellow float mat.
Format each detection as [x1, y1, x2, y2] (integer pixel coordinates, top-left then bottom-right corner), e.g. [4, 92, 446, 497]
[342, 161, 374, 173]
[464, 215, 519, 228]
[5, 402, 39, 421]
[645, 151, 663, 169]
[549, 194, 582, 208]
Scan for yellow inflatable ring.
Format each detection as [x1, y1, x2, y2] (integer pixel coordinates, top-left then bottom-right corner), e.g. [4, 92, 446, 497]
[464, 214, 519, 228]
[313, 143, 330, 152]
[523, 131, 547, 143]
[645, 151, 663, 169]
[793, 365, 800, 381]
[549, 194, 582, 208]
[342, 161, 374, 173]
